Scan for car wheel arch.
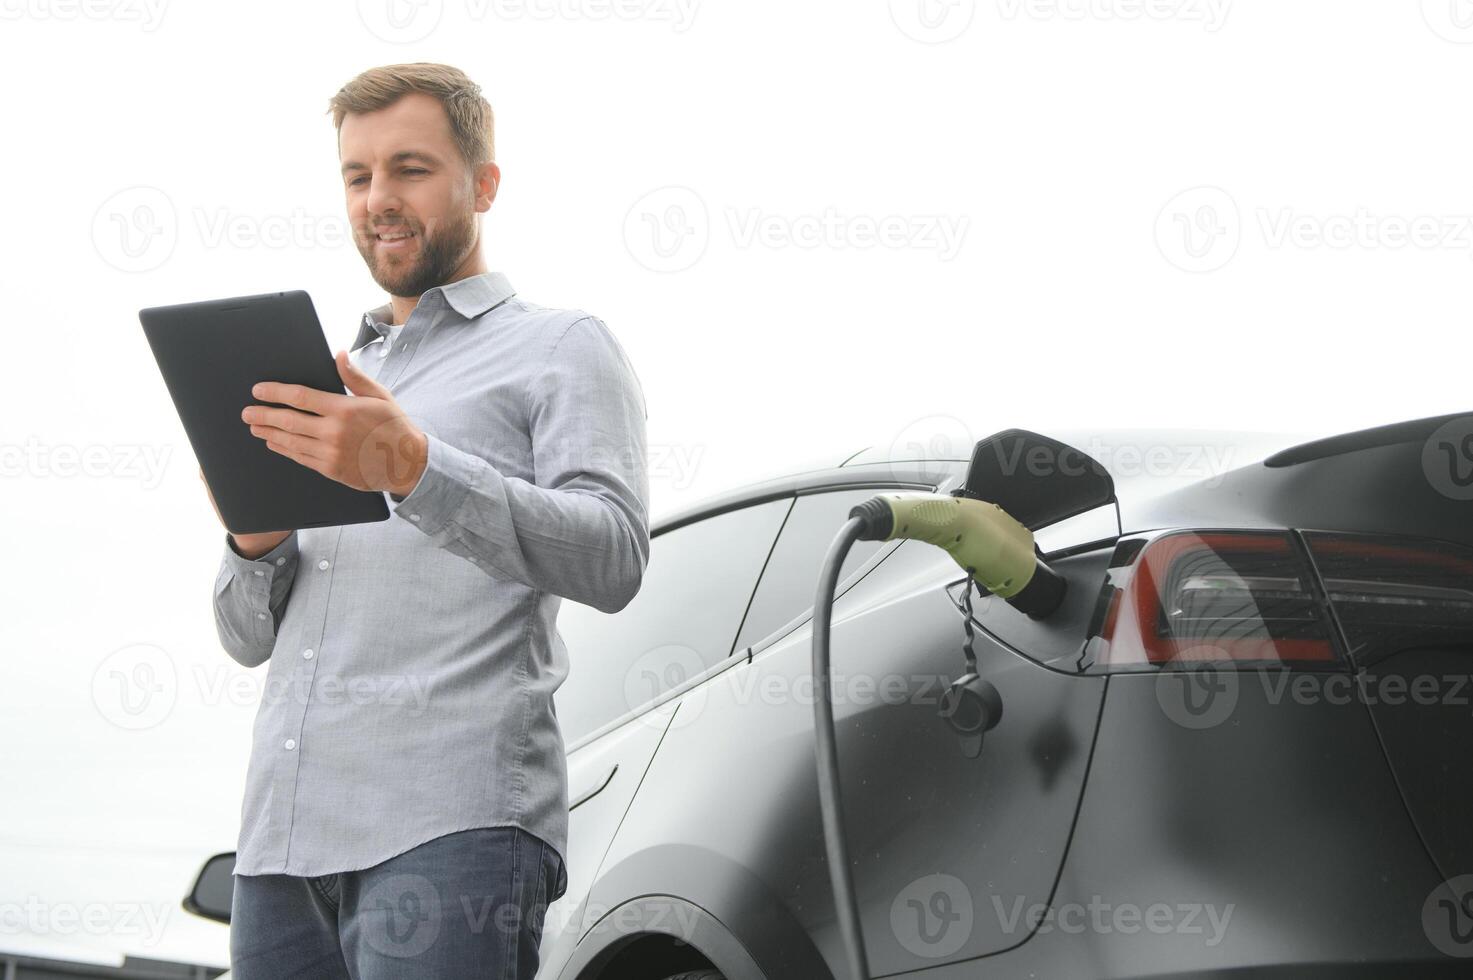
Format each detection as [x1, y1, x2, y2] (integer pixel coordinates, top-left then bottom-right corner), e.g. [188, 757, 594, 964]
[556, 895, 767, 980]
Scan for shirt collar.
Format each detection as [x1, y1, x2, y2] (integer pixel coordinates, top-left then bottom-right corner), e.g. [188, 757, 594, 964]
[352, 271, 516, 352]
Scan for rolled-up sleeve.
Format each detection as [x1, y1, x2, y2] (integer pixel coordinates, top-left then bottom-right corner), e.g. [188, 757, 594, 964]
[388, 314, 650, 613]
[212, 531, 300, 668]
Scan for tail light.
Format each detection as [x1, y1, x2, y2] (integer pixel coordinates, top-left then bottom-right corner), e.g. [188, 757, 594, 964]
[1081, 530, 1342, 670]
[1301, 532, 1473, 668]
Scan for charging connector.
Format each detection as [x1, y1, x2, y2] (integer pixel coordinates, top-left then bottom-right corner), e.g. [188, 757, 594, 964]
[848, 490, 1066, 619]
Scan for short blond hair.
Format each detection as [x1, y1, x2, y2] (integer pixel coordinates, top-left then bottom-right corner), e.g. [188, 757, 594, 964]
[327, 62, 494, 172]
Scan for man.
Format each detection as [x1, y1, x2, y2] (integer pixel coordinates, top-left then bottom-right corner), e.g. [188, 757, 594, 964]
[202, 62, 650, 978]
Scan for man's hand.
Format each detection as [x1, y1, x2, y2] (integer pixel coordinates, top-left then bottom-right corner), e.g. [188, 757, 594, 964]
[242, 351, 429, 498]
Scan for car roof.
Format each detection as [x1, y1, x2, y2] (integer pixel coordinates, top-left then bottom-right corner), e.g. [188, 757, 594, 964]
[652, 425, 1310, 534]
[651, 459, 961, 536]
[651, 414, 1469, 540]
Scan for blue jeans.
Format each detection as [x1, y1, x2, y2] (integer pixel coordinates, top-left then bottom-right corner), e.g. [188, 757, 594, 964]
[229, 826, 566, 979]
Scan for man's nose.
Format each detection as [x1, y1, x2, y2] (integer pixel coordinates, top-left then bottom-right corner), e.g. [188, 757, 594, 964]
[365, 179, 401, 217]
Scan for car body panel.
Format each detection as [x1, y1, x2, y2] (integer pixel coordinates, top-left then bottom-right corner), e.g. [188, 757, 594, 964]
[889, 672, 1452, 978]
[1125, 437, 1473, 549]
[536, 701, 678, 976]
[581, 536, 1109, 975]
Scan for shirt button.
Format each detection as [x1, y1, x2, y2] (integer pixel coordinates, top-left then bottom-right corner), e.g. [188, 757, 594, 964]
[318, 559, 330, 570]
[283, 738, 297, 750]
[256, 612, 267, 620]
[303, 649, 314, 660]
[253, 569, 264, 577]
[276, 557, 286, 566]
[408, 513, 421, 522]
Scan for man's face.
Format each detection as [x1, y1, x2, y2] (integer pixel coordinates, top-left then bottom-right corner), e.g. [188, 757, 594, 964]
[338, 92, 498, 299]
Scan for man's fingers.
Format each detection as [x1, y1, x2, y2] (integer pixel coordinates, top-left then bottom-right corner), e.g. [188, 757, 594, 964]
[252, 381, 342, 417]
[245, 405, 331, 439]
[256, 427, 328, 461]
[336, 349, 391, 400]
[264, 438, 334, 478]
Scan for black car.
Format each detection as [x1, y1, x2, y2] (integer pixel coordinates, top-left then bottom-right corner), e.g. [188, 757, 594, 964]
[188, 412, 1473, 979]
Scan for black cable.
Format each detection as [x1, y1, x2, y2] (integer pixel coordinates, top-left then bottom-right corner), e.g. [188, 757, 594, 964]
[812, 515, 870, 980]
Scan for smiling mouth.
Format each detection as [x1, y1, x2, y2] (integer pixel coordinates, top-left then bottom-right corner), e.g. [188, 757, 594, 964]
[374, 229, 418, 250]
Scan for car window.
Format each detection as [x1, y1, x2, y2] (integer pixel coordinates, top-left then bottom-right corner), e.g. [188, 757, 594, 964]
[553, 497, 792, 743]
[731, 488, 895, 653]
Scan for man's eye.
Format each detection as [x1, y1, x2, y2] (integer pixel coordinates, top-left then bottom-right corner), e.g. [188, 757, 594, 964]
[348, 168, 426, 187]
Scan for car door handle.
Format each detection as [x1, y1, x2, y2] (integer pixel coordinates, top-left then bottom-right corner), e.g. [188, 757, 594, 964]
[569, 763, 618, 812]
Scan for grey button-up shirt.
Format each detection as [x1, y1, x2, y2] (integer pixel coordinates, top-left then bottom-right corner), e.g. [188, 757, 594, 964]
[211, 271, 650, 887]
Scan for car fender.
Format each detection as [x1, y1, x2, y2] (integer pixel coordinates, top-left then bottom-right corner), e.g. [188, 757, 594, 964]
[565, 843, 831, 980]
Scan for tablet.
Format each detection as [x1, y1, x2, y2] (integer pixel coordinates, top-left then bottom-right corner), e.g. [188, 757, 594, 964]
[140, 290, 390, 535]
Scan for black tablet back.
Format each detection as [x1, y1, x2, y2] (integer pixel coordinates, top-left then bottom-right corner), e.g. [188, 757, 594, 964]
[140, 290, 390, 535]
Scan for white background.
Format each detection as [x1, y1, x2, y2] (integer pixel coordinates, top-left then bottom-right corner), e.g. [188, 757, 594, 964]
[2, 0, 1469, 969]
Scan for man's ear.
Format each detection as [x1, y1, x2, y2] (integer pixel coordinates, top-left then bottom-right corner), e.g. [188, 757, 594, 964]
[475, 161, 500, 213]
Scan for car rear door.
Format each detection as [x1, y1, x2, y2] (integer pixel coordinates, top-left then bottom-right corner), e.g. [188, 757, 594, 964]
[540, 498, 792, 973]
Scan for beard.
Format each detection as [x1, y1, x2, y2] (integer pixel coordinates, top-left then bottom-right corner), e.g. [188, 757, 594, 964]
[356, 204, 477, 299]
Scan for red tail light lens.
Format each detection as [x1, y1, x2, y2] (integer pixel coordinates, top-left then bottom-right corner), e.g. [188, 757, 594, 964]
[1301, 532, 1473, 668]
[1084, 530, 1341, 670]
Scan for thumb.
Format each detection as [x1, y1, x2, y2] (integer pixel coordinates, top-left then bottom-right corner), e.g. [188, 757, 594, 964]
[337, 349, 389, 399]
